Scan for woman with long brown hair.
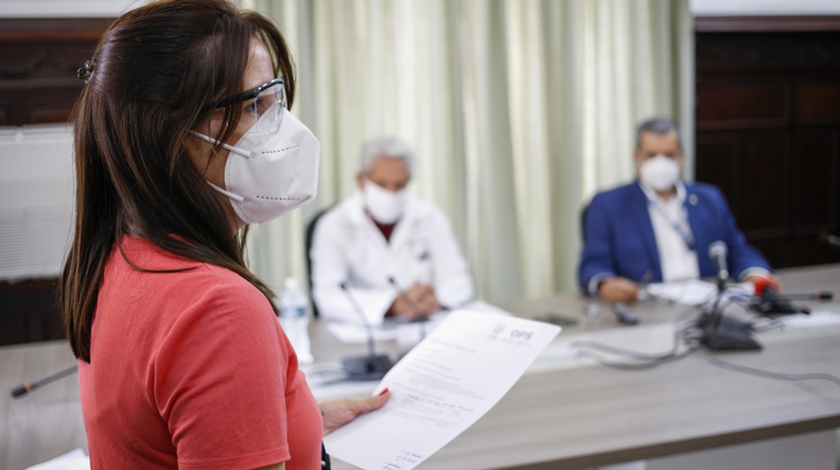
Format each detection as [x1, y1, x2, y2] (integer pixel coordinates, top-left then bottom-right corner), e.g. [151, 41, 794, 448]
[61, 1, 387, 468]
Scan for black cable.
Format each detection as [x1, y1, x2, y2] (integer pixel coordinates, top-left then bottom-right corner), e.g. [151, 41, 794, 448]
[572, 324, 701, 371]
[571, 303, 702, 364]
[570, 288, 840, 385]
[673, 303, 704, 326]
[572, 290, 760, 372]
[575, 347, 699, 371]
[751, 319, 786, 334]
[571, 340, 679, 361]
[686, 295, 840, 388]
[698, 351, 840, 388]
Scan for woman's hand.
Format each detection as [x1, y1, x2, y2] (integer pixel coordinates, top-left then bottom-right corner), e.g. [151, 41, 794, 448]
[320, 389, 390, 435]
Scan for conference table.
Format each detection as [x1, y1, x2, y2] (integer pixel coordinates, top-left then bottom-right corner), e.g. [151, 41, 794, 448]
[2, 264, 839, 469]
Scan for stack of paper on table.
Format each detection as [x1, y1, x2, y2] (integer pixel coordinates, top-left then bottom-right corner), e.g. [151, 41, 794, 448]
[325, 300, 510, 344]
[644, 279, 752, 306]
[26, 449, 90, 470]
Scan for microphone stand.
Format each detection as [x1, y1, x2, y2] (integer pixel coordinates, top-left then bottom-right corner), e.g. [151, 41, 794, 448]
[698, 276, 761, 351]
[11, 364, 78, 399]
[338, 283, 393, 380]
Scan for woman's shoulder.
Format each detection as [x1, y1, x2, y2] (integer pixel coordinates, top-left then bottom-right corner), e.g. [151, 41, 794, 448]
[147, 257, 280, 352]
[174, 260, 274, 320]
[116, 235, 274, 315]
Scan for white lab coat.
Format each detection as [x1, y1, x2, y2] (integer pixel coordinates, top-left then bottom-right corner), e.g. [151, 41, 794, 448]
[310, 192, 474, 324]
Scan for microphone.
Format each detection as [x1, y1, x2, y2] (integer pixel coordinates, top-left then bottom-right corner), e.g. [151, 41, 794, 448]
[338, 283, 393, 380]
[819, 231, 840, 250]
[750, 278, 807, 316]
[700, 241, 762, 350]
[11, 365, 78, 399]
[708, 241, 729, 291]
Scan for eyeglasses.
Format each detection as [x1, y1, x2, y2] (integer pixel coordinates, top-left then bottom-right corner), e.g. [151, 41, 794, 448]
[210, 77, 287, 136]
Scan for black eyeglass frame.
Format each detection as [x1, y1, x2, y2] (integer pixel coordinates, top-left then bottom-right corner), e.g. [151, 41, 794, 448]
[210, 77, 285, 109]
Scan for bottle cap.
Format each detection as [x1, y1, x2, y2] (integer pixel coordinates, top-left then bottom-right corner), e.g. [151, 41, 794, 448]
[284, 277, 300, 290]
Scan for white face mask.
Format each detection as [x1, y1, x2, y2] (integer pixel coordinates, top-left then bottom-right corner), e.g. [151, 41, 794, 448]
[191, 104, 320, 224]
[364, 180, 408, 224]
[639, 154, 680, 193]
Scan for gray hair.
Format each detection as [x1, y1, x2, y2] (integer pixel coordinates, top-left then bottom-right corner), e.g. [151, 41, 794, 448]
[359, 135, 414, 175]
[635, 117, 682, 151]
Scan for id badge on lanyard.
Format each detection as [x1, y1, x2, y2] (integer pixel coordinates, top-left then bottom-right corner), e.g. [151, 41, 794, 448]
[647, 198, 695, 251]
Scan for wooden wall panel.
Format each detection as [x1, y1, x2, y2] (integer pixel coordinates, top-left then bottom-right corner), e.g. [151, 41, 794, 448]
[796, 81, 840, 124]
[791, 129, 839, 231]
[697, 80, 789, 131]
[695, 24, 840, 269]
[0, 281, 65, 346]
[696, 16, 840, 33]
[695, 133, 741, 211]
[0, 18, 111, 127]
[739, 132, 790, 239]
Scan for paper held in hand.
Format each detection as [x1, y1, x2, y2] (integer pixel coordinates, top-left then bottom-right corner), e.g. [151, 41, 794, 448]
[323, 310, 562, 470]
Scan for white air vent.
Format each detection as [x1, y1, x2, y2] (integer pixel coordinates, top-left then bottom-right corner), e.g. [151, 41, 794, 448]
[0, 124, 75, 282]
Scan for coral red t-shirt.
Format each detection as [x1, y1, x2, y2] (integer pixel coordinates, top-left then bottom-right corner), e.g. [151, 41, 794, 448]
[78, 235, 322, 470]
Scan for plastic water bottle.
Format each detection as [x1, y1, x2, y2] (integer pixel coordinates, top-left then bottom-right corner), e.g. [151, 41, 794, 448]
[279, 277, 314, 364]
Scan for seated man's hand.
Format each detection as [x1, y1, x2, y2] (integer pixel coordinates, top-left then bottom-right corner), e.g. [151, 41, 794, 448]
[598, 277, 640, 303]
[390, 295, 412, 319]
[407, 283, 441, 318]
[391, 284, 440, 320]
[320, 390, 390, 435]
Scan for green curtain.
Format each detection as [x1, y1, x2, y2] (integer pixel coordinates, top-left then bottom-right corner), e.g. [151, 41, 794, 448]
[237, 0, 694, 302]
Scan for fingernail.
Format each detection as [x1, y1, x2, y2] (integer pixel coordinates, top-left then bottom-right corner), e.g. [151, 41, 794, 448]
[378, 388, 389, 396]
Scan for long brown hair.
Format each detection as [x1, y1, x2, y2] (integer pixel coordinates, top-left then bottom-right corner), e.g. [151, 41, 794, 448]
[61, 0, 296, 362]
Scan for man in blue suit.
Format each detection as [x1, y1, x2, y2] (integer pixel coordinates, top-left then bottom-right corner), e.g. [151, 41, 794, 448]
[579, 118, 774, 303]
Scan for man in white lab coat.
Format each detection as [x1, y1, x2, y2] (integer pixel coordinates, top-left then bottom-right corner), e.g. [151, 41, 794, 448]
[310, 136, 474, 324]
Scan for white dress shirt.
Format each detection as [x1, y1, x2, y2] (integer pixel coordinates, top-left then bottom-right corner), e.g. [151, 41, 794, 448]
[640, 182, 700, 282]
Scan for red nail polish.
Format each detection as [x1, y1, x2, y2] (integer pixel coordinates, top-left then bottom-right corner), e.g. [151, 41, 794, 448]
[378, 388, 389, 396]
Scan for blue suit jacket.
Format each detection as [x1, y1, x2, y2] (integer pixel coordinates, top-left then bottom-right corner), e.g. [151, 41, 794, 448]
[578, 181, 770, 293]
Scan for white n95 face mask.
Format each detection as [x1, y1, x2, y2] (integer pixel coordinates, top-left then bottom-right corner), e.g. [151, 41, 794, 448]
[191, 103, 320, 224]
[364, 180, 408, 224]
[639, 154, 680, 193]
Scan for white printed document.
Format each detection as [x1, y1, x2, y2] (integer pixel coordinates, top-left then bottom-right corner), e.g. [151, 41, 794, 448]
[323, 310, 561, 470]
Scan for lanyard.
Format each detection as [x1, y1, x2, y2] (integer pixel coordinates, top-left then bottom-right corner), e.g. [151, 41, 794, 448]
[646, 196, 695, 251]
[322, 442, 331, 470]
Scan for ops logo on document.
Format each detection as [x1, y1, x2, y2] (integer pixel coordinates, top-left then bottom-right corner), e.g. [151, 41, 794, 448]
[505, 328, 534, 346]
[488, 323, 506, 341]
